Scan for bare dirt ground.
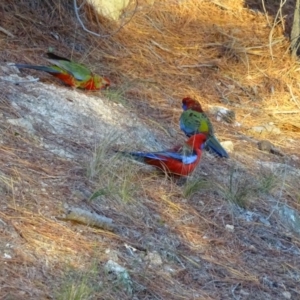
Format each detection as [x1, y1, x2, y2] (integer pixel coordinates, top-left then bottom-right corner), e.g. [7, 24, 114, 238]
[0, 0, 300, 299]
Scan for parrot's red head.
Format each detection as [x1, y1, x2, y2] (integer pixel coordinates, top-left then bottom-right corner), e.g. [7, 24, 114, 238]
[182, 97, 203, 112]
[93, 75, 111, 90]
[102, 77, 111, 89]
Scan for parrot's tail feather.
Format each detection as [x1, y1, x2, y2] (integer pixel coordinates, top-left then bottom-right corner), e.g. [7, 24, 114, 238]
[206, 136, 229, 158]
[117, 151, 166, 162]
[46, 52, 71, 62]
[15, 64, 60, 74]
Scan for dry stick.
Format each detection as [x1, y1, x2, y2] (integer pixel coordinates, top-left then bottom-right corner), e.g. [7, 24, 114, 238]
[73, 0, 138, 38]
[279, 0, 285, 32]
[267, 110, 300, 114]
[291, 0, 300, 57]
[211, 1, 231, 11]
[59, 206, 116, 231]
[179, 63, 219, 69]
[287, 84, 300, 110]
[275, 0, 287, 32]
[261, 0, 271, 26]
[268, 0, 287, 60]
[150, 40, 172, 53]
[0, 26, 15, 38]
[268, 19, 282, 60]
[231, 283, 241, 300]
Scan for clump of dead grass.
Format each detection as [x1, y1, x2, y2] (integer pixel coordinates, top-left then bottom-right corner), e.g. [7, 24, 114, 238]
[86, 134, 143, 204]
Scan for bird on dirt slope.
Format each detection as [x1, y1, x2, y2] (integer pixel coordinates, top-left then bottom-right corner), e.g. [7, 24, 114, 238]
[180, 97, 229, 158]
[117, 133, 207, 176]
[15, 52, 110, 91]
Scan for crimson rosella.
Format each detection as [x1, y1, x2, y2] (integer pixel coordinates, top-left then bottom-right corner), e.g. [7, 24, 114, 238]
[118, 133, 207, 176]
[15, 52, 110, 91]
[180, 97, 229, 158]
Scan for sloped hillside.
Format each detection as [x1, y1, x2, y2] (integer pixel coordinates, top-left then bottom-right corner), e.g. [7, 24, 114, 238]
[0, 0, 300, 299]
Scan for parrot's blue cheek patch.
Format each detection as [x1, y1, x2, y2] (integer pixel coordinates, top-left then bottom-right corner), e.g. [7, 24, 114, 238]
[182, 104, 187, 111]
[182, 154, 197, 164]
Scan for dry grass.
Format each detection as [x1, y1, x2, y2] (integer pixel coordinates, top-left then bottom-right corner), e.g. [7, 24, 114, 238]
[0, 0, 300, 299]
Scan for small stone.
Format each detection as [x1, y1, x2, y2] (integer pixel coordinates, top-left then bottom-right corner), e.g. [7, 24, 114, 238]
[221, 141, 234, 153]
[105, 249, 120, 261]
[257, 140, 273, 152]
[209, 106, 236, 123]
[105, 260, 127, 275]
[259, 216, 270, 227]
[225, 224, 234, 232]
[278, 205, 300, 235]
[282, 291, 291, 299]
[145, 251, 162, 266]
[240, 289, 250, 296]
[251, 124, 281, 134]
[257, 140, 284, 156]
[249, 245, 257, 251]
[3, 253, 12, 259]
[163, 265, 176, 273]
[7, 118, 35, 134]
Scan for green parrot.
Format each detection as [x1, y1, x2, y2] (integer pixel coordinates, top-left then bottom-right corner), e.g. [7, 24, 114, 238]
[180, 97, 229, 158]
[15, 52, 110, 90]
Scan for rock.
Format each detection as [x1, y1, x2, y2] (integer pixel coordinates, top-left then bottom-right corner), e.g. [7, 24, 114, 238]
[86, 0, 130, 20]
[145, 251, 163, 266]
[3, 75, 166, 160]
[163, 265, 176, 273]
[257, 140, 284, 156]
[240, 289, 250, 296]
[278, 205, 300, 235]
[105, 260, 130, 278]
[225, 224, 234, 232]
[282, 291, 291, 299]
[3, 253, 12, 259]
[105, 260, 132, 294]
[7, 118, 36, 134]
[105, 249, 120, 261]
[209, 106, 236, 123]
[257, 140, 272, 152]
[251, 123, 281, 134]
[291, 155, 299, 161]
[221, 141, 234, 153]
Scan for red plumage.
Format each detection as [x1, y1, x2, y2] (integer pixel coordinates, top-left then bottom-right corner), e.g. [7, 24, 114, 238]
[121, 134, 207, 176]
[182, 97, 204, 113]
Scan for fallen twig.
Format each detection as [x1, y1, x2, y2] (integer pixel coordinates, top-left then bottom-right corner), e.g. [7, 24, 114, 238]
[267, 110, 300, 114]
[59, 206, 116, 231]
[0, 26, 15, 38]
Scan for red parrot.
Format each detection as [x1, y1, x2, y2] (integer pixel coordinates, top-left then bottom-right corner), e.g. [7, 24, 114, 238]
[118, 133, 207, 176]
[180, 97, 229, 158]
[15, 52, 110, 91]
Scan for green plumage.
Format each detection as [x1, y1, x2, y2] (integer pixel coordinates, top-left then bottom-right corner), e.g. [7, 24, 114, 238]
[180, 108, 229, 158]
[46, 58, 94, 82]
[180, 110, 213, 136]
